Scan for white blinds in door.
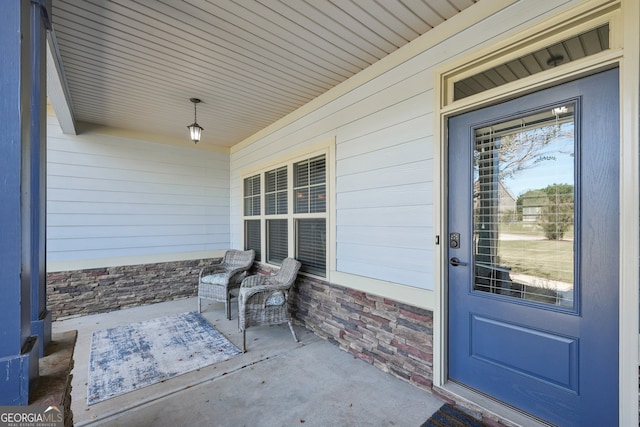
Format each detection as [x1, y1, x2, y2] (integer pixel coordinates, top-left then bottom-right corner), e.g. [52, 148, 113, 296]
[472, 104, 576, 307]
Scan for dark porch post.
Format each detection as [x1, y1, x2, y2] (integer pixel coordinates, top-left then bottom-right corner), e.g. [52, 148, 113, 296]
[0, 0, 49, 405]
[29, 0, 52, 358]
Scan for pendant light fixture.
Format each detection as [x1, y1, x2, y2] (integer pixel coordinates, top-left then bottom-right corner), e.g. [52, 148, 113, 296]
[187, 98, 203, 143]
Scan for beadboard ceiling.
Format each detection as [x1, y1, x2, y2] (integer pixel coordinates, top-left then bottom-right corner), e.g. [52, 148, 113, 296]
[49, 0, 478, 148]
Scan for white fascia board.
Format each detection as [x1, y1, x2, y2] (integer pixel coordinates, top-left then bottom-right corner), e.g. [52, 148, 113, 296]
[46, 30, 76, 135]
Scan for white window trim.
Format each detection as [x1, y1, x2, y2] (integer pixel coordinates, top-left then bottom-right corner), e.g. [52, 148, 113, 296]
[241, 146, 330, 277]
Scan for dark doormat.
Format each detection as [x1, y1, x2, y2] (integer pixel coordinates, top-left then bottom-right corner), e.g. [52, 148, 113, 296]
[421, 404, 491, 427]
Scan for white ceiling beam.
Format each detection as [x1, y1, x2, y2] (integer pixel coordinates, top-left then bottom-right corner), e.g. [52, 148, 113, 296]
[46, 29, 76, 135]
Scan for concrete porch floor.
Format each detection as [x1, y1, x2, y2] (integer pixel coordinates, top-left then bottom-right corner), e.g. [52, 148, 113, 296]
[53, 297, 444, 426]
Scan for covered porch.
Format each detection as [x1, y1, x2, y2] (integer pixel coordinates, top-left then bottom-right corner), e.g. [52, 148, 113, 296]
[54, 297, 444, 426]
[1, 0, 638, 425]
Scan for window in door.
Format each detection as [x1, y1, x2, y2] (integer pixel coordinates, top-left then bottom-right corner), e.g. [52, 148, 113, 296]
[473, 103, 576, 308]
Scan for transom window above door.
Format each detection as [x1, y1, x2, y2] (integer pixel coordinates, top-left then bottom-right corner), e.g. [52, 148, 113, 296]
[454, 25, 609, 101]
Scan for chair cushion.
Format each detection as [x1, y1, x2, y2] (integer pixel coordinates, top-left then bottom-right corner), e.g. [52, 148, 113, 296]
[201, 274, 228, 285]
[265, 291, 285, 306]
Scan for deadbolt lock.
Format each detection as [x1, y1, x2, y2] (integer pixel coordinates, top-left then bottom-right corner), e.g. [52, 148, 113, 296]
[449, 232, 460, 249]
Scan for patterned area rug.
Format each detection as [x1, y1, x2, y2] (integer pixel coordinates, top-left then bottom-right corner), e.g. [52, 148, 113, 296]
[87, 311, 241, 405]
[421, 404, 491, 427]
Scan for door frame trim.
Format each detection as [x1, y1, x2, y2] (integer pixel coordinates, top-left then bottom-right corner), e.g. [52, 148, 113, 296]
[432, 0, 639, 424]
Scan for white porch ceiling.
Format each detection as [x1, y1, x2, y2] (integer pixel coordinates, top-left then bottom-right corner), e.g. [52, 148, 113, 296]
[50, 0, 478, 148]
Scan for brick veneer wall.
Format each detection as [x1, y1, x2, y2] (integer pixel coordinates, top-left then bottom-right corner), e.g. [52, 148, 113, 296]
[47, 260, 434, 393]
[46, 258, 218, 319]
[289, 273, 434, 392]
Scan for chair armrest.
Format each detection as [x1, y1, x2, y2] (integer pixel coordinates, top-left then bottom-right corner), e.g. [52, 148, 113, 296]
[239, 284, 272, 300]
[199, 265, 227, 280]
[226, 265, 251, 277]
[239, 285, 287, 305]
[240, 274, 273, 288]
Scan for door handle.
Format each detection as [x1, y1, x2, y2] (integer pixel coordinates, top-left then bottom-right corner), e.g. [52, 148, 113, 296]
[449, 257, 468, 267]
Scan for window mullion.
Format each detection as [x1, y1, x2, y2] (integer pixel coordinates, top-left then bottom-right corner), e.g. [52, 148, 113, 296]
[288, 164, 295, 258]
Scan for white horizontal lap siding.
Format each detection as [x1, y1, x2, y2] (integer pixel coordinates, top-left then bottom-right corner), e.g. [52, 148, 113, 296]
[336, 108, 434, 289]
[233, 69, 433, 169]
[231, 50, 435, 290]
[229, 179, 243, 251]
[231, 0, 577, 290]
[47, 114, 230, 262]
[336, 249, 433, 288]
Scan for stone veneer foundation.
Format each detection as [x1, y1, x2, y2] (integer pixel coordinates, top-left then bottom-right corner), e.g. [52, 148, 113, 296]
[291, 275, 434, 392]
[47, 260, 434, 394]
[249, 263, 434, 392]
[46, 259, 216, 319]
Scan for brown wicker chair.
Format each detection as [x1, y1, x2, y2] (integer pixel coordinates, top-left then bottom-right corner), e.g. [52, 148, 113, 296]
[238, 257, 301, 352]
[198, 249, 255, 319]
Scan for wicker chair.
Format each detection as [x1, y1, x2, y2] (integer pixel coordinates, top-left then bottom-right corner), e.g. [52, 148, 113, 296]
[238, 257, 301, 352]
[198, 249, 255, 319]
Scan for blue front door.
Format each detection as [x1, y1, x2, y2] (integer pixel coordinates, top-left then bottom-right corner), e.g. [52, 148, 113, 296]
[447, 69, 619, 426]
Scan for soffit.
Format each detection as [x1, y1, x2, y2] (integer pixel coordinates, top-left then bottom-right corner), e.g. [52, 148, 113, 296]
[50, 0, 477, 148]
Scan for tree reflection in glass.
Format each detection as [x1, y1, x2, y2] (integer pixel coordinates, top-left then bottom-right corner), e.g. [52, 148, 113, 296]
[472, 104, 575, 307]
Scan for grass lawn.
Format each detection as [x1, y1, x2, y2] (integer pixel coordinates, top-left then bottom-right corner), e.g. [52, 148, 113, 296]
[500, 221, 574, 239]
[497, 238, 573, 283]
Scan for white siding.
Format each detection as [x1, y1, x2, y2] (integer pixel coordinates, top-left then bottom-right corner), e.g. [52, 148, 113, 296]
[337, 109, 434, 288]
[47, 112, 231, 264]
[230, 0, 574, 291]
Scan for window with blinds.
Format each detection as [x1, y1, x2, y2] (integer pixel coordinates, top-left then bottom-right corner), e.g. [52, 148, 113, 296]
[267, 219, 288, 265]
[242, 152, 327, 275]
[243, 174, 260, 216]
[294, 155, 326, 214]
[244, 220, 261, 261]
[296, 219, 326, 276]
[265, 166, 287, 215]
[473, 104, 575, 307]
